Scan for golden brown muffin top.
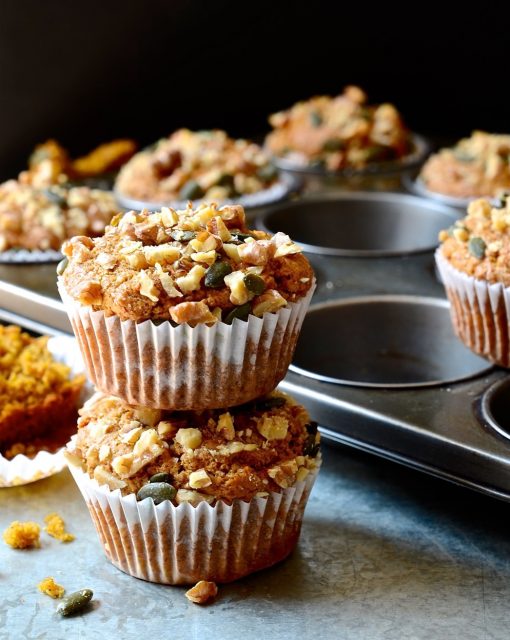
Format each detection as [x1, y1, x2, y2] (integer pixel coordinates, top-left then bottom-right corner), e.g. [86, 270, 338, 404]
[60, 202, 314, 325]
[265, 85, 412, 172]
[68, 391, 321, 504]
[420, 131, 510, 198]
[438, 196, 510, 285]
[0, 181, 118, 252]
[115, 129, 278, 203]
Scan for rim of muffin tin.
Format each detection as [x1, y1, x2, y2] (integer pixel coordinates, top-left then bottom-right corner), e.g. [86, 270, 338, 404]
[113, 171, 301, 212]
[258, 191, 459, 257]
[289, 295, 493, 389]
[270, 132, 430, 178]
[479, 377, 510, 442]
[403, 173, 501, 209]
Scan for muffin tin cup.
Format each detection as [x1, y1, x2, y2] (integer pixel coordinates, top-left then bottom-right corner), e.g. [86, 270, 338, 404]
[58, 280, 315, 410]
[0, 336, 90, 487]
[435, 249, 510, 367]
[66, 456, 319, 585]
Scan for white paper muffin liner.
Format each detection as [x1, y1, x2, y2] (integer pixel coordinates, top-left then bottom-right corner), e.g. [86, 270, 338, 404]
[67, 454, 320, 585]
[435, 249, 510, 366]
[0, 248, 63, 264]
[58, 280, 315, 410]
[0, 336, 91, 487]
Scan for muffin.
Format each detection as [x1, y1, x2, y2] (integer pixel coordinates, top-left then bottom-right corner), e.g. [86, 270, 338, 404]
[435, 195, 510, 366]
[420, 131, 510, 200]
[0, 180, 119, 253]
[265, 85, 418, 173]
[65, 390, 321, 584]
[58, 202, 315, 409]
[114, 129, 288, 210]
[0, 326, 86, 486]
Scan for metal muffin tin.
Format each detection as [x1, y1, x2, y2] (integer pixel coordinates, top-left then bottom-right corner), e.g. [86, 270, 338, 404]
[2, 191, 510, 500]
[260, 191, 510, 501]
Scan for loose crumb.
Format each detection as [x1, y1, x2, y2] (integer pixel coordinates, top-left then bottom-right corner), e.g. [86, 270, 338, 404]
[3, 521, 41, 549]
[44, 513, 75, 543]
[38, 577, 65, 599]
[185, 580, 218, 604]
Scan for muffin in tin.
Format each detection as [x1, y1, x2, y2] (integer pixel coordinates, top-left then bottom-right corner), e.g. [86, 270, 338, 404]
[265, 85, 419, 174]
[58, 202, 315, 409]
[114, 129, 290, 210]
[66, 390, 321, 584]
[419, 131, 510, 201]
[436, 195, 510, 366]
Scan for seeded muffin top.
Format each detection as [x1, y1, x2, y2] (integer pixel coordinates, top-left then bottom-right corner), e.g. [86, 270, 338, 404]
[438, 196, 510, 285]
[265, 85, 413, 172]
[115, 129, 279, 203]
[67, 391, 321, 504]
[420, 131, 510, 199]
[60, 202, 314, 326]
[0, 181, 118, 252]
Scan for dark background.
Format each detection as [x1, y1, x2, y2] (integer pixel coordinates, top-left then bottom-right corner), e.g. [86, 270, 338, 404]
[0, 1, 508, 180]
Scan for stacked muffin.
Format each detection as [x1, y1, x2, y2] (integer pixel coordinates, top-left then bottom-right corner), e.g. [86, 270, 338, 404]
[58, 201, 319, 584]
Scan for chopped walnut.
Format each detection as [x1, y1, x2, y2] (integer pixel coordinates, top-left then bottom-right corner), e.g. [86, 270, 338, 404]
[188, 469, 212, 489]
[73, 280, 103, 306]
[257, 415, 289, 440]
[175, 428, 202, 450]
[217, 412, 235, 440]
[252, 290, 287, 316]
[185, 580, 218, 605]
[169, 301, 217, 326]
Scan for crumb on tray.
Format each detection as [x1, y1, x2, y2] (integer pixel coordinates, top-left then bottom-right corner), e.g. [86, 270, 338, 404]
[3, 521, 41, 549]
[38, 577, 65, 599]
[185, 580, 218, 604]
[44, 513, 75, 542]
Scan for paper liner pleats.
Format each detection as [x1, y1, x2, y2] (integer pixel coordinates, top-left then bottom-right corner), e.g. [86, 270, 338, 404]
[67, 458, 319, 585]
[58, 280, 315, 410]
[435, 249, 510, 366]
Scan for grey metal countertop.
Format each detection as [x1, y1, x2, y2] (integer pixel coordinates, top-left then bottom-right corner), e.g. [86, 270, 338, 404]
[1, 442, 509, 640]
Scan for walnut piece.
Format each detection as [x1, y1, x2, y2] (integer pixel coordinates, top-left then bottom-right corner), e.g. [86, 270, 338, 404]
[185, 580, 218, 605]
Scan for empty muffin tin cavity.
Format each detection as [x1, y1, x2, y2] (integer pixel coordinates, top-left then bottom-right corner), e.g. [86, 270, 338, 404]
[479, 377, 510, 442]
[290, 296, 492, 388]
[260, 192, 458, 257]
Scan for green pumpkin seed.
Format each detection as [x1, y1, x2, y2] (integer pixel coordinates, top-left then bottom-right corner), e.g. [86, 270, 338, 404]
[256, 164, 278, 182]
[499, 193, 509, 208]
[230, 232, 253, 244]
[224, 302, 251, 324]
[179, 180, 204, 201]
[170, 229, 196, 242]
[254, 396, 287, 411]
[56, 589, 93, 617]
[303, 434, 320, 457]
[305, 421, 318, 435]
[56, 257, 68, 276]
[43, 188, 67, 207]
[217, 173, 235, 189]
[137, 482, 177, 504]
[468, 236, 486, 259]
[322, 139, 345, 152]
[149, 472, 173, 484]
[309, 111, 323, 127]
[243, 273, 266, 295]
[204, 262, 232, 288]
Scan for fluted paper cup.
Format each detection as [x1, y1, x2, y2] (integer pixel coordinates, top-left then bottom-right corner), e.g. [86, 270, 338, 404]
[436, 249, 510, 366]
[66, 455, 319, 585]
[58, 280, 315, 410]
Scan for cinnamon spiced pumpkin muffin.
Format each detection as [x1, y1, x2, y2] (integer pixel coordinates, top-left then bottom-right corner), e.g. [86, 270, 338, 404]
[66, 390, 320, 584]
[58, 202, 315, 409]
[436, 195, 510, 365]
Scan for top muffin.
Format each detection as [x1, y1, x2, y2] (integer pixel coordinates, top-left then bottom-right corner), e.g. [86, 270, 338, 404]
[420, 131, 510, 199]
[60, 202, 314, 326]
[265, 85, 413, 172]
[114, 129, 279, 204]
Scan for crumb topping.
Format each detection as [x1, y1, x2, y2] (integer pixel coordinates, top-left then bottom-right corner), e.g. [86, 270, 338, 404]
[3, 521, 41, 549]
[115, 129, 278, 203]
[68, 391, 321, 503]
[44, 513, 75, 543]
[60, 202, 314, 325]
[38, 577, 65, 599]
[265, 85, 412, 171]
[439, 195, 510, 284]
[421, 131, 510, 198]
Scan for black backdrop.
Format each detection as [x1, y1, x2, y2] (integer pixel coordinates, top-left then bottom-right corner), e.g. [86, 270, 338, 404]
[0, 1, 508, 180]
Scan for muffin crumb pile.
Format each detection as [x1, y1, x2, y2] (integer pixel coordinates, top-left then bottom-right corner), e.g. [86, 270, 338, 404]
[3, 521, 41, 549]
[38, 577, 65, 599]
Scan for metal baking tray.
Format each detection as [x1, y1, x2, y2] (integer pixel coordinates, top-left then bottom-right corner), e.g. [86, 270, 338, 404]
[2, 192, 510, 501]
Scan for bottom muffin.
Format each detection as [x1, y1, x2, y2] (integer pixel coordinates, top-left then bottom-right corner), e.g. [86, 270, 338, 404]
[66, 391, 321, 584]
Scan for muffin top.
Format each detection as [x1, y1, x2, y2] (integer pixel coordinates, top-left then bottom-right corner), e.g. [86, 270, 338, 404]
[265, 85, 413, 172]
[114, 129, 279, 203]
[60, 202, 314, 325]
[438, 196, 510, 285]
[67, 391, 321, 504]
[0, 181, 118, 252]
[420, 131, 510, 198]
